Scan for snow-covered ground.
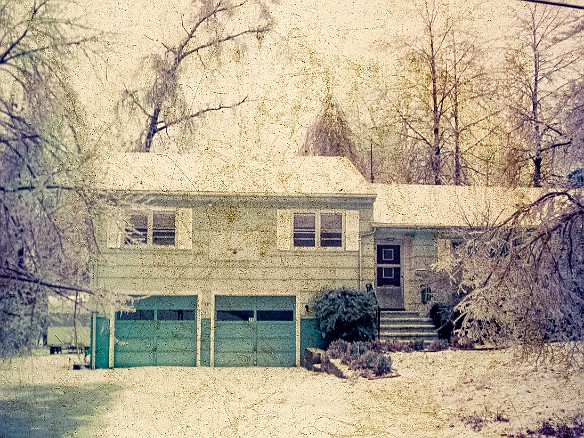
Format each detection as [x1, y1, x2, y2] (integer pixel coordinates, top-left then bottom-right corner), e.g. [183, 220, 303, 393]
[0, 349, 582, 437]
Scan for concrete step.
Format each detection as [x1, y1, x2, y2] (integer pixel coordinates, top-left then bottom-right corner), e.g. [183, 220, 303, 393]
[380, 317, 434, 325]
[378, 310, 438, 342]
[379, 311, 421, 319]
[380, 324, 438, 334]
[379, 332, 439, 341]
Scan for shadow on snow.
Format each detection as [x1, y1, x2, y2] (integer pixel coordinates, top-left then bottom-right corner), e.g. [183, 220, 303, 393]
[0, 383, 120, 437]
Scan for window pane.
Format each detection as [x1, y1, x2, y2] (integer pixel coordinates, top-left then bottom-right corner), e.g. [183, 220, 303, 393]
[124, 213, 147, 245]
[115, 309, 154, 320]
[320, 213, 342, 247]
[256, 310, 294, 321]
[377, 245, 400, 264]
[216, 310, 254, 321]
[376, 267, 401, 287]
[293, 213, 315, 247]
[153, 212, 175, 246]
[158, 309, 196, 321]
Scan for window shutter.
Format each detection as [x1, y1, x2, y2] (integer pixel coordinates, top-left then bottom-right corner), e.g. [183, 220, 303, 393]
[106, 215, 122, 248]
[175, 208, 193, 249]
[345, 210, 360, 252]
[276, 210, 292, 250]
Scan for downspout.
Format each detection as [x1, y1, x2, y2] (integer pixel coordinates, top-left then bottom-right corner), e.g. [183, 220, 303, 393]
[358, 228, 376, 291]
[91, 312, 96, 370]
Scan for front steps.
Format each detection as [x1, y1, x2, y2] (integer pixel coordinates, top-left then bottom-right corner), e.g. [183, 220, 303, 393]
[378, 310, 438, 343]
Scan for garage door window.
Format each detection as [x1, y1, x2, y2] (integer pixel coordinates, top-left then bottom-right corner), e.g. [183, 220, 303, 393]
[256, 310, 294, 321]
[216, 310, 254, 321]
[116, 309, 154, 320]
[158, 309, 196, 321]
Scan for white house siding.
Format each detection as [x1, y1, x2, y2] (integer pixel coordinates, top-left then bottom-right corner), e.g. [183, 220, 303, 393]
[95, 200, 375, 321]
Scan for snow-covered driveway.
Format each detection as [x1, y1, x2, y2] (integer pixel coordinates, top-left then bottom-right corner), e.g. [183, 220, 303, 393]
[1, 351, 582, 437]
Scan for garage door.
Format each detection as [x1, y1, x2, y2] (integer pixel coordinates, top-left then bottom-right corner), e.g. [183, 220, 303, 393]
[114, 295, 197, 367]
[214, 296, 296, 367]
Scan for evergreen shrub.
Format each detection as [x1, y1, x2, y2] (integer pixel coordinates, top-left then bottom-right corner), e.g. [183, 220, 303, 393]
[312, 287, 376, 346]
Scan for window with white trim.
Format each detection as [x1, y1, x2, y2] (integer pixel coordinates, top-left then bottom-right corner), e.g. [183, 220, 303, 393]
[293, 212, 343, 248]
[124, 210, 176, 246]
[277, 210, 359, 251]
[108, 208, 192, 249]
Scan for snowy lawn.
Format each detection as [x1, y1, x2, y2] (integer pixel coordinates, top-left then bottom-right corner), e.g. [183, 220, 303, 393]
[0, 348, 582, 437]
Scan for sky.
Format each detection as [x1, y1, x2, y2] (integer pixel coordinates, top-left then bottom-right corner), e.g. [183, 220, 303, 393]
[69, 0, 536, 157]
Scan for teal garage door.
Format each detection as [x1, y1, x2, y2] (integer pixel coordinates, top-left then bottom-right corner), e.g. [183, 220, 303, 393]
[114, 295, 197, 367]
[214, 296, 296, 367]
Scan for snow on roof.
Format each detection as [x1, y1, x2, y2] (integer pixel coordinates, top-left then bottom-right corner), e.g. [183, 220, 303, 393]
[94, 153, 374, 197]
[373, 183, 545, 228]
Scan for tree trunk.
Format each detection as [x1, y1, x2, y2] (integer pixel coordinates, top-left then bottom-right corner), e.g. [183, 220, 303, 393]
[143, 106, 161, 153]
[430, 32, 442, 185]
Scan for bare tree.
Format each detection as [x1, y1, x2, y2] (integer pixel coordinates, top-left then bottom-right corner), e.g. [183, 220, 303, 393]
[122, 0, 272, 152]
[504, 3, 583, 187]
[300, 94, 367, 178]
[0, 0, 101, 357]
[389, 0, 500, 186]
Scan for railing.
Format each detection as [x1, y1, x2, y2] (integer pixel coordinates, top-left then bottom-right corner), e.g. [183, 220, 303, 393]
[366, 283, 381, 340]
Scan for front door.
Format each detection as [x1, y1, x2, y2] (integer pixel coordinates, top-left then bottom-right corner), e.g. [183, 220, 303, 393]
[375, 244, 404, 310]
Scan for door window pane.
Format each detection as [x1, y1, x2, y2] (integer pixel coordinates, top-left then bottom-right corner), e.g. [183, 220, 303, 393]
[153, 212, 176, 246]
[377, 245, 400, 264]
[320, 213, 342, 247]
[293, 213, 316, 247]
[377, 267, 401, 286]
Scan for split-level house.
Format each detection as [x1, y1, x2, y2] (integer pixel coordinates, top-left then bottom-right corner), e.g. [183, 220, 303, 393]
[89, 152, 541, 368]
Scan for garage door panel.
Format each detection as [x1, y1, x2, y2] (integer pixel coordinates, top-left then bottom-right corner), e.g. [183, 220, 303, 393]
[215, 322, 255, 336]
[116, 321, 157, 338]
[214, 336, 255, 353]
[214, 352, 255, 367]
[156, 338, 197, 352]
[254, 296, 294, 310]
[156, 352, 195, 366]
[115, 352, 155, 368]
[256, 351, 296, 367]
[256, 323, 295, 337]
[156, 321, 196, 338]
[115, 338, 154, 352]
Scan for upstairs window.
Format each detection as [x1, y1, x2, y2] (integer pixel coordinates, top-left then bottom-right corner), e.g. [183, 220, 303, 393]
[320, 213, 342, 247]
[123, 210, 176, 247]
[277, 210, 359, 252]
[293, 212, 343, 248]
[152, 212, 175, 246]
[293, 213, 316, 247]
[124, 213, 148, 245]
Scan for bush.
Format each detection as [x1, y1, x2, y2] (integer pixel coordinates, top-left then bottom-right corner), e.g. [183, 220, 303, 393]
[427, 339, 449, 352]
[312, 287, 377, 346]
[450, 334, 475, 350]
[325, 340, 393, 377]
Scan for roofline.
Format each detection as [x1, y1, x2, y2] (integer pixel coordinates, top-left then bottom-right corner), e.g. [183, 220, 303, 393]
[371, 222, 483, 230]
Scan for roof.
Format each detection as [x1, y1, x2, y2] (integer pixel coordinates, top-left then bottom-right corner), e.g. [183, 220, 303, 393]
[94, 153, 375, 198]
[372, 183, 545, 228]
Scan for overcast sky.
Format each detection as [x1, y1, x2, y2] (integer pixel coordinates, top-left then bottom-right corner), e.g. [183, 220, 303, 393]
[71, 0, 528, 156]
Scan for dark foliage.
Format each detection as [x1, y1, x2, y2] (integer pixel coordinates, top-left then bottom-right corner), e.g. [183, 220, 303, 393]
[312, 287, 377, 346]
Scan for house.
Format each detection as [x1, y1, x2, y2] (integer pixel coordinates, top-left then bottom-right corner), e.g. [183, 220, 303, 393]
[88, 152, 542, 368]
